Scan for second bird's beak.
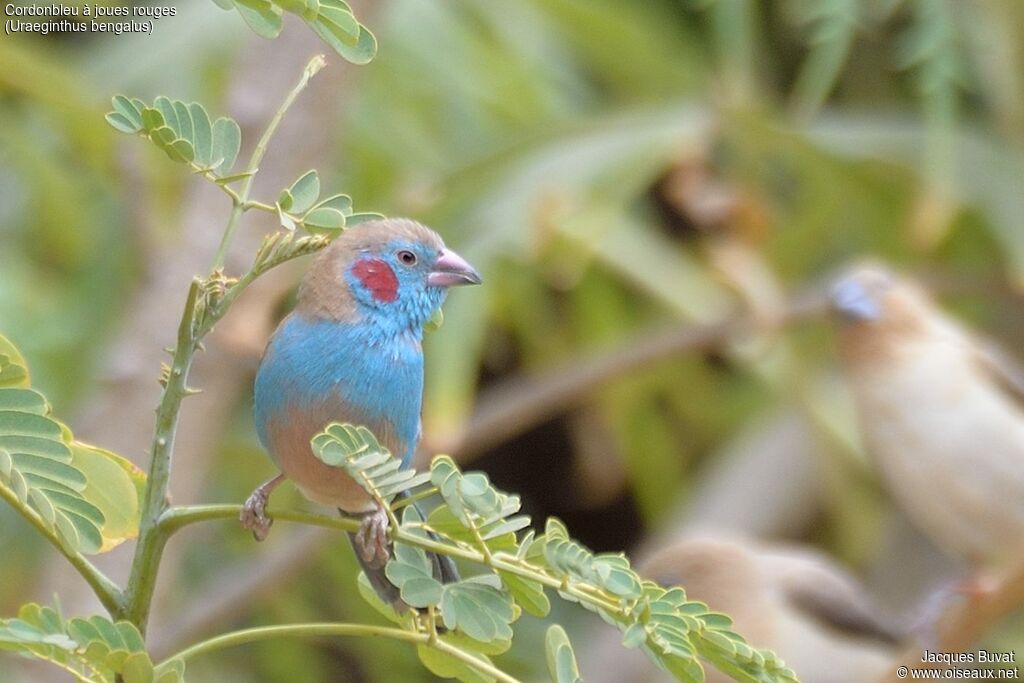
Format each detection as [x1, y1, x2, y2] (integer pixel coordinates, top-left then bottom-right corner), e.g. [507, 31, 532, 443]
[831, 277, 881, 322]
[428, 248, 482, 287]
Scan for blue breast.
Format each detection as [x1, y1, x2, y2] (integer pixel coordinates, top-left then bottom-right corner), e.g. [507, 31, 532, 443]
[254, 314, 424, 465]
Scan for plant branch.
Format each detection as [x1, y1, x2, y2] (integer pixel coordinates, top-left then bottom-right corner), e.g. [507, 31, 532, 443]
[157, 504, 361, 536]
[121, 56, 330, 634]
[155, 503, 629, 619]
[448, 287, 828, 462]
[0, 482, 122, 616]
[210, 54, 326, 271]
[159, 622, 520, 683]
[121, 279, 202, 629]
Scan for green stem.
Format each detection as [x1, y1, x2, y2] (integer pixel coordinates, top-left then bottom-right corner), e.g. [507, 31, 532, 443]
[158, 504, 361, 536]
[210, 54, 326, 271]
[0, 482, 122, 615]
[432, 635, 520, 683]
[159, 622, 520, 683]
[210, 202, 245, 272]
[156, 504, 626, 618]
[241, 200, 277, 213]
[122, 280, 201, 629]
[391, 487, 439, 511]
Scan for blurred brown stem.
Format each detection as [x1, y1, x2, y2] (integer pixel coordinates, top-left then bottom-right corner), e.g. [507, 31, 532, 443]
[441, 288, 827, 462]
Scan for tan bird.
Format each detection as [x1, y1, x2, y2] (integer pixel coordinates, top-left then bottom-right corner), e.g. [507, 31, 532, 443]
[830, 264, 1024, 566]
[637, 536, 902, 683]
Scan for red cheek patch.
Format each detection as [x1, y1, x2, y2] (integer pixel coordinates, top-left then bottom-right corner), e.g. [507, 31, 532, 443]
[352, 258, 399, 302]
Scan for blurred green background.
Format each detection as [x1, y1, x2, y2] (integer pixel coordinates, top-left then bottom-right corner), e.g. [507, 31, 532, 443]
[2, 0, 1024, 680]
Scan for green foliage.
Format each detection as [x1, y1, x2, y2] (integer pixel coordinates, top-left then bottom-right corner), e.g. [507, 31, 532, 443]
[313, 422, 798, 683]
[210, 0, 377, 64]
[276, 169, 385, 234]
[0, 335, 143, 555]
[897, 0, 965, 98]
[431, 456, 532, 543]
[545, 625, 582, 683]
[105, 96, 241, 177]
[312, 424, 433, 503]
[787, 0, 860, 118]
[0, 603, 183, 683]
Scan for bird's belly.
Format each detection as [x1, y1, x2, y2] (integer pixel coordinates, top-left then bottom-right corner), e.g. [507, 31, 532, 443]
[855, 355, 1024, 563]
[263, 399, 405, 513]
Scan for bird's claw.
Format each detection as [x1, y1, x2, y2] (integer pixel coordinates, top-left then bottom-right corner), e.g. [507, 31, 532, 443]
[356, 506, 391, 568]
[240, 487, 274, 541]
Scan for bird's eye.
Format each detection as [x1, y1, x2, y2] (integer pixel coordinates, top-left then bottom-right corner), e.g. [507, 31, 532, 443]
[397, 250, 417, 266]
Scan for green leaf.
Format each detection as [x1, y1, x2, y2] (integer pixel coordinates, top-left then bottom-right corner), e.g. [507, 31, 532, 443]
[110, 95, 143, 128]
[69, 442, 145, 552]
[385, 540, 444, 608]
[788, 0, 859, 119]
[482, 515, 531, 540]
[232, 0, 284, 38]
[302, 207, 347, 234]
[277, 189, 295, 212]
[425, 307, 444, 333]
[172, 101, 193, 147]
[545, 625, 582, 683]
[307, 5, 377, 64]
[622, 623, 647, 649]
[312, 193, 353, 215]
[438, 630, 512, 657]
[105, 112, 140, 134]
[154, 659, 186, 683]
[0, 336, 29, 388]
[498, 572, 550, 618]
[188, 102, 213, 167]
[210, 117, 242, 175]
[0, 335, 140, 555]
[140, 107, 164, 132]
[417, 645, 495, 683]
[0, 387, 102, 553]
[317, 2, 360, 43]
[0, 604, 175, 683]
[429, 456, 524, 543]
[593, 555, 643, 598]
[355, 572, 405, 625]
[149, 125, 176, 147]
[166, 138, 195, 164]
[153, 96, 179, 136]
[311, 423, 431, 503]
[216, 0, 376, 64]
[439, 579, 517, 643]
[288, 170, 321, 214]
[109, 96, 241, 176]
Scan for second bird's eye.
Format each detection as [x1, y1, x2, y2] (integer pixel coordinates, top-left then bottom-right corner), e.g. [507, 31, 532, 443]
[397, 250, 417, 266]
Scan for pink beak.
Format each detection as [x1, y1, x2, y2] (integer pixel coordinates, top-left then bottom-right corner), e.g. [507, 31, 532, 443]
[428, 248, 482, 287]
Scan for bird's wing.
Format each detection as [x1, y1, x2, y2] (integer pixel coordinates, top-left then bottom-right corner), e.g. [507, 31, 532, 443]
[970, 336, 1024, 410]
[765, 550, 904, 644]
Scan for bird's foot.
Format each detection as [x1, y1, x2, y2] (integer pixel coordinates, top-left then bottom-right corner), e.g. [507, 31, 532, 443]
[355, 505, 391, 569]
[239, 474, 285, 541]
[240, 488, 273, 541]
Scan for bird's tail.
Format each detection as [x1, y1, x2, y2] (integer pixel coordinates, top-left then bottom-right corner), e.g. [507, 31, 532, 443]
[343, 501, 459, 613]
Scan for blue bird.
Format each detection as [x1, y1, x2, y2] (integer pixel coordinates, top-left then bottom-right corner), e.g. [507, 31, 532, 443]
[243, 217, 481, 608]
